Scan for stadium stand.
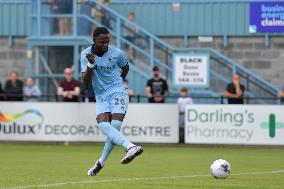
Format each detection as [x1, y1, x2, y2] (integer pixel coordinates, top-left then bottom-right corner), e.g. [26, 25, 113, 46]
[0, 0, 282, 104]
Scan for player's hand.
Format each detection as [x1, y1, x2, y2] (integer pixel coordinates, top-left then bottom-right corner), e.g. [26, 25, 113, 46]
[86, 54, 95, 64]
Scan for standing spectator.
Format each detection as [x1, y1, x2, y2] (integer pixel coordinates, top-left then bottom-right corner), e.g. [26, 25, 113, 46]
[23, 77, 42, 102]
[123, 12, 138, 62]
[101, 0, 112, 30]
[124, 79, 134, 102]
[4, 71, 24, 101]
[279, 85, 284, 99]
[177, 87, 193, 143]
[223, 74, 246, 104]
[146, 66, 168, 103]
[77, 0, 92, 36]
[53, 0, 72, 35]
[57, 68, 80, 102]
[0, 82, 3, 101]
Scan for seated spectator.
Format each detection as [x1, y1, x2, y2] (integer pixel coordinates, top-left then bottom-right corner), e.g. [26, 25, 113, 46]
[177, 87, 193, 143]
[146, 66, 168, 103]
[0, 82, 3, 101]
[57, 68, 80, 102]
[223, 74, 245, 104]
[4, 71, 24, 101]
[124, 79, 134, 102]
[23, 77, 42, 102]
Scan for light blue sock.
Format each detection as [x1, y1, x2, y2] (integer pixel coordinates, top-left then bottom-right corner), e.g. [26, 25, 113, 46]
[99, 120, 122, 165]
[98, 122, 134, 151]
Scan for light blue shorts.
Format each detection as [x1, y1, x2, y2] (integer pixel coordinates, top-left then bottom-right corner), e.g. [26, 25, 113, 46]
[96, 87, 129, 116]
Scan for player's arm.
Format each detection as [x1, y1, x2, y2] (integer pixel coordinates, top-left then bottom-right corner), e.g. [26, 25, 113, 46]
[83, 54, 95, 87]
[120, 64, 129, 80]
[118, 51, 129, 80]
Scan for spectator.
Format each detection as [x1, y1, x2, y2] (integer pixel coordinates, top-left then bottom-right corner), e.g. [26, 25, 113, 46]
[123, 12, 138, 62]
[146, 66, 168, 103]
[77, 0, 92, 36]
[0, 82, 3, 101]
[223, 74, 245, 104]
[279, 85, 284, 99]
[53, 0, 72, 35]
[57, 68, 80, 102]
[23, 77, 42, 102]
[124, 79, 134, 102]
[177, 87, 193, 143]
[101, 0, 112, 30]
[4, 71, 24, 101]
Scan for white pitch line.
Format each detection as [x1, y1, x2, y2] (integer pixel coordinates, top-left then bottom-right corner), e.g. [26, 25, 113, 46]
[4, 170, 284, 189]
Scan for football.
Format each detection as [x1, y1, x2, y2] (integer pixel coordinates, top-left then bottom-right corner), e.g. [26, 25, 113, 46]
[210, 159, 231, 179]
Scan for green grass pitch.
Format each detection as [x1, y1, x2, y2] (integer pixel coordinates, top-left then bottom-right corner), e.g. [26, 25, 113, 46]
[0, 143, 284, 189]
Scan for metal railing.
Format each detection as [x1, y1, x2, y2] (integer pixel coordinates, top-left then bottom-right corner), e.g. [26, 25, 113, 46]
[0, 94, 283, 105]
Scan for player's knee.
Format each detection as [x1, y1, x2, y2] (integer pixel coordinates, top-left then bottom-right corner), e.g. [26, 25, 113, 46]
[96, 113, 111, 123]
[111, 113, 125, 122]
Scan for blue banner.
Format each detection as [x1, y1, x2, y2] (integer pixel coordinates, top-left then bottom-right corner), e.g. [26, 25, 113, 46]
[250, 2, 284, 33]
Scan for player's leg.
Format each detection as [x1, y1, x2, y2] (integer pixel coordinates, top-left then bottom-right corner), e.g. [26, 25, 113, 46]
[87, 112, 111, 176]
[98, 116, 122, 166]
[89, 112, 134, 175]
[97, 113, 134, 150]
[88, 96, 112, 176]
[111, 91, 143, 164]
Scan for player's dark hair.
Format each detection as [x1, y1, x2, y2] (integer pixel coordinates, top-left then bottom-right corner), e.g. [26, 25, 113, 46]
[93, 27, 109, 37]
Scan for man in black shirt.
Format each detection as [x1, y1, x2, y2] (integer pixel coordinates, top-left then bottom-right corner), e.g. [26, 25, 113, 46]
[146, 66, 168, 103]
[224, 74, 245, 104]
[4, 71, 24, 101]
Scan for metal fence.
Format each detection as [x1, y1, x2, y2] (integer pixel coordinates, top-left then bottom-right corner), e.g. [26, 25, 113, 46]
[0, 94, 283, 104]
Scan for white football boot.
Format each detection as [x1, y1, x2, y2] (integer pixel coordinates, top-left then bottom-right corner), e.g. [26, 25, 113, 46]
[121, 146, 143, 164]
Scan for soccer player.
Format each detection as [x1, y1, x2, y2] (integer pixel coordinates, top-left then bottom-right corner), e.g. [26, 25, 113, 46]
[81, 27, 143, 176]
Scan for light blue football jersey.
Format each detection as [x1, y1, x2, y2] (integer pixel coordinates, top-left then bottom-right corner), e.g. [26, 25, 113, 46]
[81, 45, 128, 96]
